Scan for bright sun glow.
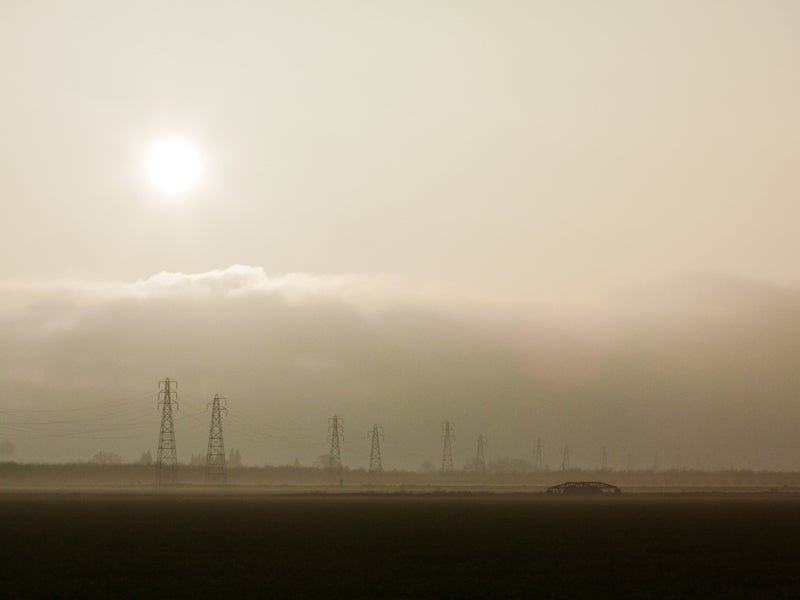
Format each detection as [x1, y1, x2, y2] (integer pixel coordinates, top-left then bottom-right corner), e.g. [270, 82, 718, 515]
[145, 138, 202, 195]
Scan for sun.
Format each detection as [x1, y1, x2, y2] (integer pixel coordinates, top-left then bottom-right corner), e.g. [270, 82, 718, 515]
[145, 138, 202, 195]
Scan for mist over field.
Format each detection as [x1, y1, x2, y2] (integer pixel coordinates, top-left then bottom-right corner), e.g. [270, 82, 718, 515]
[0, 265, 797, 471]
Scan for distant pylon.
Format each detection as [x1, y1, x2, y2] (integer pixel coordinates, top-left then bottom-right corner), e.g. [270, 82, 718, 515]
[156, 377, 179, 485]
[441, 421, 454, 472]
[653, 450, 659, 472]
[601, 446, 608, 471]
[328, 415, 343, 469]
[475, 434, 487, 473]
[205, 394, 227, 484]
[627, 452, 633, 472]
[534, 438, 544, 472]
[368, 424, 384, 472]
[561, 445, 571, 471]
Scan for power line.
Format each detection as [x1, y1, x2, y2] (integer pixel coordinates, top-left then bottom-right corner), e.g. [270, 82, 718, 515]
[561, 445, 571, 471]
[205, 394, 227, 484]
[368, 424, 384, 473]
[328, 415, 343, 470]
[156, 378, 178, 485]
[441, 421, 454, 473]
[534, 438, 544, 472]
[475, 434, 487, 473]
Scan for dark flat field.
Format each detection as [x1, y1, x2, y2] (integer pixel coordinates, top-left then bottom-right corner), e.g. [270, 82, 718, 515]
[2, 491, 799, 598]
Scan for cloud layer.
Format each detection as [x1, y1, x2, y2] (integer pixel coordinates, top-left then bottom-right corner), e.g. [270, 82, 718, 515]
[1, 266, 798, 470]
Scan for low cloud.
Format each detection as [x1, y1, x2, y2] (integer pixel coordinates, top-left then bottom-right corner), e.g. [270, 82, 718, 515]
[1, 266, 799, 470]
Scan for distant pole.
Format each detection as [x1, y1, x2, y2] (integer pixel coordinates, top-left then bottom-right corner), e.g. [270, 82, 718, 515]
[601, 446, 608, 471]
[627, 452, 633, 472]
[653, 450, 659, 472]
[156, 377, 179, 485]
[205, 394, 227, 484]
[328, 415, 343, 469]
[475, 434, 487, 473]
[441, 421, 454, 472]
[534, 438, 544, 473]
[561, 445, 571, 471]
[368, 424, 384, 472]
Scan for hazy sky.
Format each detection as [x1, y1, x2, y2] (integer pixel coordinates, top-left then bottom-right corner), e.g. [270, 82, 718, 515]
[2, 0, 799, 294]
[1, 2, 799, 467]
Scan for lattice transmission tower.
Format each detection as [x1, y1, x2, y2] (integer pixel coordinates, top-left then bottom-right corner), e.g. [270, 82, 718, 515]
[368, 424, 384, 472]
[601, 446, 608, 471]
[475, 434, 487, 473]
[328, 415, 343, 469]
[441, 421, 454, 472]
[534, 438, 544, 472]
[205, 394, 227, 484]
[156, 377, 179, 485]
[561, 445, 571, 471]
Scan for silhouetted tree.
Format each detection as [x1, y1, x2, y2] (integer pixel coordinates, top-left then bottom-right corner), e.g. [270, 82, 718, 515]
[91, 451, 122, 465]
[490, 458, 532, 474]
[419, 460, 436, 473]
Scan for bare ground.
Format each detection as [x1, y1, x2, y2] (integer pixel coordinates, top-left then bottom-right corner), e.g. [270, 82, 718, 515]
[1, 489, 799, 598]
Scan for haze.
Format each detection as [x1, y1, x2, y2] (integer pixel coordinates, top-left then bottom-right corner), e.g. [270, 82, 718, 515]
[1, 1, 799, 469]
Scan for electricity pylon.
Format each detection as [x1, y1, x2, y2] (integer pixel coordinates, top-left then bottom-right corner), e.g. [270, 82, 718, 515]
[601, 446, 608, 471]
[561, 445, 571, 471]
[205, 394, 227, 484]
[441, 421, 454, 472]
[627, 452, 633, 472]
[328, 415, 343, 469]
[534, 438, 544, 472]
[368, 425, 384, 472]
[156, 377, 179, 485]
[475, 434, 487, 473]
